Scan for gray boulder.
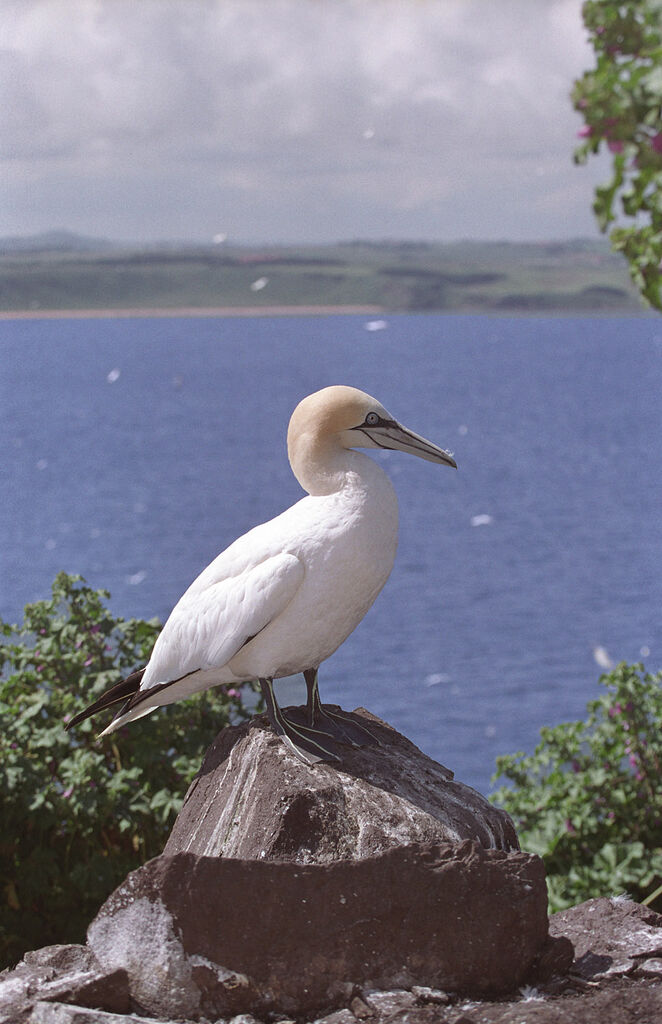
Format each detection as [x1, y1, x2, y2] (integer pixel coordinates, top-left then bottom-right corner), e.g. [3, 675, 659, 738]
[87, 841, 550, 1020]
[164, 707, 519, 860]
[83, 709, 551, 1020]
[5, 898, 662, 1023]
[1, 707, 573, 1022]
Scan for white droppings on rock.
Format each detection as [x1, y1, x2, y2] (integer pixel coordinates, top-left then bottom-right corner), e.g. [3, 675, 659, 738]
[636, 958, 662, 977]
[189, 954, 249, 989]
[519, 985, 544, 1001]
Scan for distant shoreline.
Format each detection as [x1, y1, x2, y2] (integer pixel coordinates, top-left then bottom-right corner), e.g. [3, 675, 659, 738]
[0, 305, 384, 320]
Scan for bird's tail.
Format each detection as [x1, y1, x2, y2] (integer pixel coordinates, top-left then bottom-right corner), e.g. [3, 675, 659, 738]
[65, 667, 146, 731]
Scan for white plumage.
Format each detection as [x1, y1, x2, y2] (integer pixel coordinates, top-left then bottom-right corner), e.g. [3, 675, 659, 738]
[69, 385, 456, 763]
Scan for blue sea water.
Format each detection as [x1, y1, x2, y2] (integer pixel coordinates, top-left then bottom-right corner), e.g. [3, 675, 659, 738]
[2, 314, 661, 792]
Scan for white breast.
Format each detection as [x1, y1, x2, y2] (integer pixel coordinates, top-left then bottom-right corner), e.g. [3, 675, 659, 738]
[228, 452, 399, 679]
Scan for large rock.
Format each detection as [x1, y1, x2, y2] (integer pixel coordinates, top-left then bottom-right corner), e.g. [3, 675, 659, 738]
[7, 897, 662, 1023]
[164, 707, 519, 859]
[87, 841, 549, 1020]
[84, 709, 544, 1019]
[0, 708, 572, 1022]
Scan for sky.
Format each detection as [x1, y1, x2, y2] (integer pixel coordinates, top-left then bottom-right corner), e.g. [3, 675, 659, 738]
[2, 0, 611, 245]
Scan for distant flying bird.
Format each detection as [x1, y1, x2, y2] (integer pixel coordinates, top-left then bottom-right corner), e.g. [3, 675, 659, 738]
[67, 386, 456, 764]
[593, 645, 615, 670]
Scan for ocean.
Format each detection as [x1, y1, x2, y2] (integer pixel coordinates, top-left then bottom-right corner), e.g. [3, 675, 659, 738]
[2, 313, 661, 792]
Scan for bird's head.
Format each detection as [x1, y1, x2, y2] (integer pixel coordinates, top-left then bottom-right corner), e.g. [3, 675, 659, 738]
[287, 385, 456, 493]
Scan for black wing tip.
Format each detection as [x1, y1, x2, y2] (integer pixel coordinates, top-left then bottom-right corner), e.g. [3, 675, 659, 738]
[65, 708, 89, 731]
[65, 667, 146, 732]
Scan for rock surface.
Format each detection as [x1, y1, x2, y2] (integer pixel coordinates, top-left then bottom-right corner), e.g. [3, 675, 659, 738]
[5, 715, 662, 1021]
[549, 895, 662, 981]
[3, 898, 662, 1023]
[0, 944, 129, 1024]
[87, 840, 550, 1019]
[164, 707, 519, 860]
[2, 711, 551, 1022]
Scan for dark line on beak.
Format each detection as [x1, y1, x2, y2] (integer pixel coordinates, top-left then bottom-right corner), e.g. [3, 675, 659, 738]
[354, 427, 391, 450]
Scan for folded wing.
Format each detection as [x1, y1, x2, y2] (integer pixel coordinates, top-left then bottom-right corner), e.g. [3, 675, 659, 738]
[141, 551, 305, 689]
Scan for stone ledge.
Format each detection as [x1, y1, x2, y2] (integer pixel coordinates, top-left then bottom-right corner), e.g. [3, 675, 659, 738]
[4, 897, 662, 1023]
[86, 841, 551, 1020]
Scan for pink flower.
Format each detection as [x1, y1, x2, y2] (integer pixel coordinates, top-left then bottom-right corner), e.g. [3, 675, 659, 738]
[565, 819, 576, 834]
[577, 125, 593, 138]
[651, 133, 662, 154]
[63, 787, 73, 800]
[84, 656, 94, 667]
[227, 688, 240, 699]
[608, 140, 624, 153]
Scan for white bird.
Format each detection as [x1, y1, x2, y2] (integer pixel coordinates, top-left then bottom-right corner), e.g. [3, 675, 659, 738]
[67, 385, 457, 764]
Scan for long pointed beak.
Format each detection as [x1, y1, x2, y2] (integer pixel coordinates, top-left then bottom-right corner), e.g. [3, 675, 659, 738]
[361, 420, 457, 467]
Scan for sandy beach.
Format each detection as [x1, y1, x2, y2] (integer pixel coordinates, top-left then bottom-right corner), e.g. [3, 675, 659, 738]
[0, 305, 383, 320]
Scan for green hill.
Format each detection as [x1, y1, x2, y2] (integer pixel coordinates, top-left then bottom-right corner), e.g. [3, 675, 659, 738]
[0, 236, 644, 314]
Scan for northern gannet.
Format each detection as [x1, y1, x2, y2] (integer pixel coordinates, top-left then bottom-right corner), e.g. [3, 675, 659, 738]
[67, 385, 456, 764]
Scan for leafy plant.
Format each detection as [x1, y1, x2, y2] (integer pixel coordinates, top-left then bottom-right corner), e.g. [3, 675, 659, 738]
[492, 663, 662, 912]
[0, 572, 254, 969]
[573, 0, 662, 309]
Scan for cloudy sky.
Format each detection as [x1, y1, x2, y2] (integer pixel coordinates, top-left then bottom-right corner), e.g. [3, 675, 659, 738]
[3, 0, 609, 244]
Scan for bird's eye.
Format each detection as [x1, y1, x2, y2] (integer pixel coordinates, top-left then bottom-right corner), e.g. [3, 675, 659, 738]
[365, 412, 380, 426]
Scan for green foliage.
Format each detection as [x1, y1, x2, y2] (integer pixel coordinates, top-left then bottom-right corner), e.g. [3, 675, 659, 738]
[492, 663, 662, 912]
[0, 572, 254, 969]
[573, 0, 662, 309]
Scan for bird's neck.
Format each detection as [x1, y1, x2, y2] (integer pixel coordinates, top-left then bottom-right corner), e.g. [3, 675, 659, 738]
[289, 433, 380, 497]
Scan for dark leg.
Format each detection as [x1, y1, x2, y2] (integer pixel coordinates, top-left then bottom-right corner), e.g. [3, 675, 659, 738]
[298, 667, 381, 748]
[258, 677, 340, 765]
[304, 666, 324, 727]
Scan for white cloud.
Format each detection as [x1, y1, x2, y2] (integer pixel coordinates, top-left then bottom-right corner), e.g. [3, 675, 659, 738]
[1, 0, 605, 242]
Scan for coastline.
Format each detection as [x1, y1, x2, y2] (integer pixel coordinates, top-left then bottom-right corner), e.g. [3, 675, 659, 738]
[0, 304, 384, 320]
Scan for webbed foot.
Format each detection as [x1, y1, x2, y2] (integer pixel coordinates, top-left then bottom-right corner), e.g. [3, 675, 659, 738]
[284, 701, 380, 748]
[259, 677, 341, 765]
[298, 667, 382, 749]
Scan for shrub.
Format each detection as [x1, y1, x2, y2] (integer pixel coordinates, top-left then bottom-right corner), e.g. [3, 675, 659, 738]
[0, 572, 254, 969]
[573, 0, 662, 309]
[492, 662, 662, 912]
